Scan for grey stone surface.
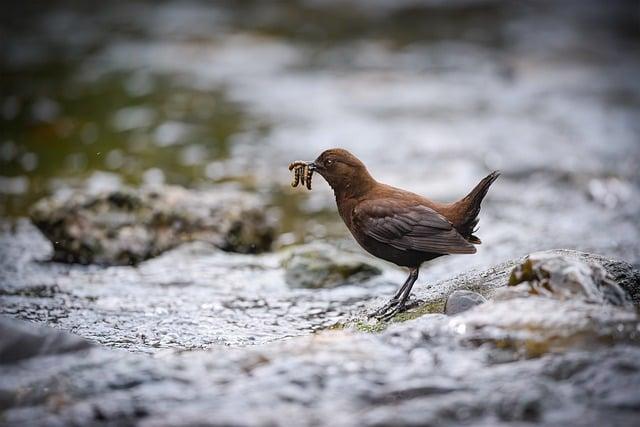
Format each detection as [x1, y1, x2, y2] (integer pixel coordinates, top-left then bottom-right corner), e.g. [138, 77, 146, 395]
[0, 303, 638, 426]
[388, 249, 640, 322]
[507, 251, 633, 307]
[444, 290, 486, 315]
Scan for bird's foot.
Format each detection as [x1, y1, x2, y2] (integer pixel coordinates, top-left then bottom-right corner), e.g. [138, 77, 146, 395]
[368, 298, 400, 318]
[369, 298, 419, 321]
[369, 300, 411, 321]
[376, 301, 408, 321]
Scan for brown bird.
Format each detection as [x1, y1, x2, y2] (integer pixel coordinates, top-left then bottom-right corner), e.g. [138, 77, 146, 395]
[299, 148, 499, 320]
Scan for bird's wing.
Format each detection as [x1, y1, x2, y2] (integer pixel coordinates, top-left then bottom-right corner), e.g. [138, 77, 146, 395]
[352, 199, 476, 254]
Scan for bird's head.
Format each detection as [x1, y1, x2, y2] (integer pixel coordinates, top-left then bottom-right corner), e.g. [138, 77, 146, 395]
[309, 148, 375, 193]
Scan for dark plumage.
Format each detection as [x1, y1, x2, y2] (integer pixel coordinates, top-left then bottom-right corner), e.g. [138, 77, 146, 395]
[302, 148, 499, 319]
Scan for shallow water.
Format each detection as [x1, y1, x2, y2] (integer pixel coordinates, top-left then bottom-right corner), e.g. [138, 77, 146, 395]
[0, 219, 403, 351]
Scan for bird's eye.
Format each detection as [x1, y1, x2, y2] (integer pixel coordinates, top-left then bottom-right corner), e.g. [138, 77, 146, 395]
[326, 159, 334, 166]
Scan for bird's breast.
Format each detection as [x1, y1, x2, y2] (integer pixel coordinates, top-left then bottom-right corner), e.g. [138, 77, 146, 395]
[335, 195, 357, 229]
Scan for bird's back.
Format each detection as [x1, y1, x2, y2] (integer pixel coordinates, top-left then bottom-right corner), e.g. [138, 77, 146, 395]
[367, 172, 499, 240]
[339, 183, 476, 268]
[338, 171, 498, 267]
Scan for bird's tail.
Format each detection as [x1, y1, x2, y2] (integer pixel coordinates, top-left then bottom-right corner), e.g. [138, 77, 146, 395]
[454, 171, 500, 243]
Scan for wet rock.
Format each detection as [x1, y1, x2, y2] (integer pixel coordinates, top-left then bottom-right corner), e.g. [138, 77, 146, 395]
[1, 318, 640, 427]
[444, 290, 486, 315]
[452, 297, 638, 358]
[493, 381, 545, 422]
[283, 242, 383, 288]
[29, 185, 276, 265]
[0, 316, 92, 364]
[508, 250, 640, 307]
[395, 250, 639, 321]
[595, 256, 640, 307]
[507, 252, 633, 308]
[446, 252, 640, 357]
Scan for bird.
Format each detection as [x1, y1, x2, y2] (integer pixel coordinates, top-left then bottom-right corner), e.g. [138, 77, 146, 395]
[298, 148, 499, 320]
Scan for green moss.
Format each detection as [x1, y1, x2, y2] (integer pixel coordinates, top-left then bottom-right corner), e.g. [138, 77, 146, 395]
[509, 257, 535, 286]
[326, 318, 387, 333]
[331, 298, 447, 334]
[352, 320, 388, 333]
[390, 300, 446, 322]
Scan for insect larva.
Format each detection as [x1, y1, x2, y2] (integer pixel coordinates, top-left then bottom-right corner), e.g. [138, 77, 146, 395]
[305, 165, 313, 190]
[291, 166, 301, 187]
[288, 161, 313, 190]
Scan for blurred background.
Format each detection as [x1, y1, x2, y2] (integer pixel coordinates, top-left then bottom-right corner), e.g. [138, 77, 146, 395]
[2, 0, 639, 269]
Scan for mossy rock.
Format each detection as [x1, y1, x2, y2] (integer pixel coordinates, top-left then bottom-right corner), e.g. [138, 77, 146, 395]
[335, 298, 446, 333]
[282, 242, 383, 289]
[29, 185, 276, 265]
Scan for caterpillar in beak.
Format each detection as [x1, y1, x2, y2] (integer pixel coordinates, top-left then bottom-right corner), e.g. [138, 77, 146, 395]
[288, 161, 314, 190]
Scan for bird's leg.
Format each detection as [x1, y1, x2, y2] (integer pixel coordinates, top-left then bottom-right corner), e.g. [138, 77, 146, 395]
[378, 271, 420, 321]
[370, 267, 419, 319]
[368, 271, 415, 317]
[368, 278, 409, 318]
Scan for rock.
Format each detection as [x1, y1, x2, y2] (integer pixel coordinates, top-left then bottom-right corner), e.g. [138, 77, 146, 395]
[1, 318, 640, 427]
[446, 252, 639, 357]
[451, 296, 638, 358]
[358, 249, 639, 327]
[375, 251, 640, 359]
[29, 185, 276, 265]
[282, 242, 383, 288]
[595, 256, 640, 307]
[0, 316, 92, 364]
[444, 290, 486, 315]
[507, 252, 633, 308]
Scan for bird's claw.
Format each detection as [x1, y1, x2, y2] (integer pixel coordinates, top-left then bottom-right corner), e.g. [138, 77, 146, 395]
[369, 297, 420, 321]
[369, 299, 409, 321]
[377, 304, 405, 321]
[368, 298, 399, 318]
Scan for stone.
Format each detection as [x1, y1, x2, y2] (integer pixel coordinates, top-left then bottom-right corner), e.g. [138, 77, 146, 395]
[282, 242, 383, 288]
[0, 318, 639, 426]
[444, 290, 486, 315]
[447, 252, 639, 357]
[29, 185, 276, 265]
[507, 252, 633, 307]
[359, 250, 639, 329]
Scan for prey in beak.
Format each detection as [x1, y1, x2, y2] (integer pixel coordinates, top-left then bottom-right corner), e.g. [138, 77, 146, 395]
[289, 161, 316, 190]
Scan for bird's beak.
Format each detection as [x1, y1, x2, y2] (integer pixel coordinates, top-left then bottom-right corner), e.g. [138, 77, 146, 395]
[307, 162, 317, 171]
